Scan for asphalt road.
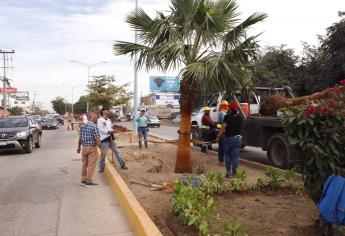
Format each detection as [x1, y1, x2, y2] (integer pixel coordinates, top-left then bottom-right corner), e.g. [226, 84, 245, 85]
[0, 126, 132, 236]
[121, 121, 269, 165]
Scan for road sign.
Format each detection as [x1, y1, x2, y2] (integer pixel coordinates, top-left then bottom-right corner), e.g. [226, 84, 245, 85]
[0, 87, 17, 93]
[15, 91, 30, 101]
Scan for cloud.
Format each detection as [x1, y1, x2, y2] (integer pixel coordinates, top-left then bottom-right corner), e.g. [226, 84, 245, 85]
[0, 0, 343, 110]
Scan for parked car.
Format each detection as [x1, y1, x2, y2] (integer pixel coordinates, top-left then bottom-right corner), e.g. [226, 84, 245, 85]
[33, 115, 42, 124]
[41, 118, 59, 130]
[53, 114, 64, 125]
[0, 116, 42, 153]
[147, 116, 161, 127]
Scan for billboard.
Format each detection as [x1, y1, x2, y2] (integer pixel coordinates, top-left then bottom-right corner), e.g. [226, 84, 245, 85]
[149, 76, 180, 92]
[15, 91, 30, 101]
[0, 87, 17, 93]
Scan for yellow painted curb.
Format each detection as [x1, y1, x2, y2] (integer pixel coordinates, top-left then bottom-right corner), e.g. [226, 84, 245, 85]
[104, 159, 163, 236]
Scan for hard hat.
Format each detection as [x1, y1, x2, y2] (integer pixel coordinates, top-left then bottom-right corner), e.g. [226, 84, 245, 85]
[229, 101, 239, 110]
[220, 100, 229, 105]
[203, 106, 211, 111]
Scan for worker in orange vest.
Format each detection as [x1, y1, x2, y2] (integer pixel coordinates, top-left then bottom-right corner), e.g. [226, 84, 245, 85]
[201, 106, 216, 153]
[217, 101, 229, 165]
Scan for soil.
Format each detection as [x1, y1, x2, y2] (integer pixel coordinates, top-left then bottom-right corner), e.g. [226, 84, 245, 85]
[110, 131, 318, 236]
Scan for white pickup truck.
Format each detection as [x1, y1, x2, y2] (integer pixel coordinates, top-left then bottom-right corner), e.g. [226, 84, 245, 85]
[191, 87, 298, 169]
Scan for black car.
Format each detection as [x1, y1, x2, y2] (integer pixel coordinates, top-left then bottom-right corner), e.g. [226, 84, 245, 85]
[53, 114, 64, 125]
[41, 118, 59, 130]
[0, 116, 42, 153]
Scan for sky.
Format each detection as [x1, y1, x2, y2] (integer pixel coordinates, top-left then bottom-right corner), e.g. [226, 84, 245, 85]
[0, 0, 344, 110]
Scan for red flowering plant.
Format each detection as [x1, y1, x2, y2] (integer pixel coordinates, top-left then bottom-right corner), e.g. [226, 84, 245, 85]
[281, 82, 345, 202]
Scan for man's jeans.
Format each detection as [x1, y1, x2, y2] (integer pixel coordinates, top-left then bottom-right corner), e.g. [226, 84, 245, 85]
[224, 135, 242, 175]
[99, 140, 125, 170]
[138, 127, 148, 148]
[201, 130, 212, 152]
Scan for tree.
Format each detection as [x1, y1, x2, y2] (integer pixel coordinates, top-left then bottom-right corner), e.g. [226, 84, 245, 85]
[88, 75, 132, 110]
[318, 12, 345, 88]
[51, 96, 67, 115]
[114, 0, 266, 173]
[253, 45, 299, 89]
[73, 96, 87, 114]
[8, 106, 23, 116]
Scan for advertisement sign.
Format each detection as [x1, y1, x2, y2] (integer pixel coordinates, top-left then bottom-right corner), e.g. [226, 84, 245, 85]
[0, 87, 17, 93]
[149, 76, 180, 92]
[15, 91, 30, 101]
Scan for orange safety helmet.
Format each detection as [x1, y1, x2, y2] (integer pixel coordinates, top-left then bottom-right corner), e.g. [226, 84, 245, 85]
[219, 100, 229, 111]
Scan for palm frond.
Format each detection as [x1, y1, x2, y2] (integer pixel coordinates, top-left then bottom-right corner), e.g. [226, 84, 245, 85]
[223, 12, 267, 51]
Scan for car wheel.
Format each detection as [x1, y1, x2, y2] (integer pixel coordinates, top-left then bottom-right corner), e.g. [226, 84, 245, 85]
[267, 133, 296, 169]
[35, 135, 41, 148]
[24, 136, 33, 153]
[157, 124, 160, 128]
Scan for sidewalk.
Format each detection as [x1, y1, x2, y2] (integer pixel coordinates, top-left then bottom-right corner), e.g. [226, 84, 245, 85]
[56, 137, 133, 236]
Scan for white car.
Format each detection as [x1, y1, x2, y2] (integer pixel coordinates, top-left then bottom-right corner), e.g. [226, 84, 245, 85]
[147, 116, 161, 127]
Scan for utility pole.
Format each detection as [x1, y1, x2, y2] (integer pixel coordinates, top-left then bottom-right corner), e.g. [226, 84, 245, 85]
[0, 50, 15, 114]
[32, 91, 38, 113]
[133, 0, 139, 131]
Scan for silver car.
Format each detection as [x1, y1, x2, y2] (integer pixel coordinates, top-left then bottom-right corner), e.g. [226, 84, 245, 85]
[147, 116, 160, 128]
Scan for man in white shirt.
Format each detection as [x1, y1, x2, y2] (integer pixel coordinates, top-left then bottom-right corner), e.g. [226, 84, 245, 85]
[98, 107, 127, 172]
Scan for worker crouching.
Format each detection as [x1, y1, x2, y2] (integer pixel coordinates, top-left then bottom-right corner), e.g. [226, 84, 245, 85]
[201, 106, 216, 153]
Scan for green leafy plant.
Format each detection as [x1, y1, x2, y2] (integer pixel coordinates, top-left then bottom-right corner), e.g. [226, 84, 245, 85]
[253, 167, 300, 192]
[228, 170, 247, 192]
[171, 180, 218, 236]
[281, 81, 345, 202]
[265, 167, 285, 190]
[201, 171, 227, 194]
[222, 218, 244, 236]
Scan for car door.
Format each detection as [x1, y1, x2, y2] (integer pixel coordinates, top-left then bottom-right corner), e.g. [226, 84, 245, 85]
[29, 118, 38, 143]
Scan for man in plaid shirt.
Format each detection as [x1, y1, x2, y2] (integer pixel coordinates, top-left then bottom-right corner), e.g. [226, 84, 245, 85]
[77, 113, 101, 187]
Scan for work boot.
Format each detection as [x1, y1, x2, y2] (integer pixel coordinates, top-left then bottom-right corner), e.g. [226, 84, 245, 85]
[139, 141, 142, 148]
[144, 141, 148, 148]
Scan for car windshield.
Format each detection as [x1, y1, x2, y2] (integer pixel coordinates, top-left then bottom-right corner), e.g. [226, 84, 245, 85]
[0, 117, 28, 128]
[43, 118, 54, 123]
[149, 116, 158, 120]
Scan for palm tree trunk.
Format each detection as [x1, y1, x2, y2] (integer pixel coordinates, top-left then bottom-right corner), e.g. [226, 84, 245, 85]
[175, 78, 194, 173]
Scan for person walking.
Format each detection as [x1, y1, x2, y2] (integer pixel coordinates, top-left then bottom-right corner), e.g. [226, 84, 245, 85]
[201, 106, 216, 153]
[135, 109, 148, 148]
[216, 101, 229, 166]
[216, 101, 243, 178]
[98, 107, 127, 172]
[77, 113, 101, 187]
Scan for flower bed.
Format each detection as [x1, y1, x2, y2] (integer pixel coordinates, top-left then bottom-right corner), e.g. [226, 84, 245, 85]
[109, 132, 318, 235]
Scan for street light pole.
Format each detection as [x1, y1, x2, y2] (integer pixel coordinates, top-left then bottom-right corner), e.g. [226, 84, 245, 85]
[70, 60, 107, 113]
[133, 0, 139, 131]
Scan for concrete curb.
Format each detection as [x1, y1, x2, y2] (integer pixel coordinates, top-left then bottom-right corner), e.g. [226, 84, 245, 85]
[104, 159, 163, 236]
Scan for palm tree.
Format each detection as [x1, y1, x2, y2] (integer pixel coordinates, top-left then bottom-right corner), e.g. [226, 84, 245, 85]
[114, 0, 267, 173]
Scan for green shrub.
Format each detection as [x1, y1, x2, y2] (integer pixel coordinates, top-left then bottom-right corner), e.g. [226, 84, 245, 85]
[281, 81, 345, 201]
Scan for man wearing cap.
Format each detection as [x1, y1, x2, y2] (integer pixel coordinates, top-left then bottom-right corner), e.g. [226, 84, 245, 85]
[216, 101, 243, 178]
[98, 107, 127, 172]
[135, 109, 148, 148]
[201, 106, 216, 153]
[216, 101, 229, 165]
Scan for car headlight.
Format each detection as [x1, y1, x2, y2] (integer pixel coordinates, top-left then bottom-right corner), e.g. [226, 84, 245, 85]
[16, 131, 28, 138]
